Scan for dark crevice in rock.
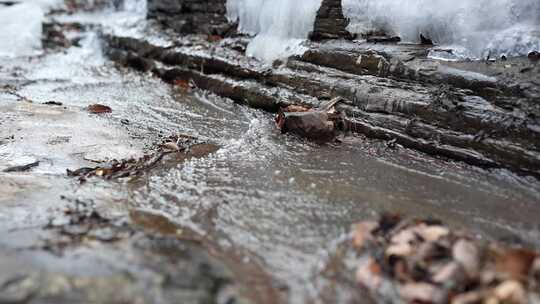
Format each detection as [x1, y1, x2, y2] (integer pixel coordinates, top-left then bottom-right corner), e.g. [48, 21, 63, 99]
[147, 0, 237, 36]
[310, 0, 354, 41]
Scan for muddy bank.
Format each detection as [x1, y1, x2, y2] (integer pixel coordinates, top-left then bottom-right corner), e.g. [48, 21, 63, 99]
[106, 0, 540, 178]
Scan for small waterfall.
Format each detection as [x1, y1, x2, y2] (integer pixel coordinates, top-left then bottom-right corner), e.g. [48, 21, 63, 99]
[226, 0, 323, 62]
[226, 0, 538, 61]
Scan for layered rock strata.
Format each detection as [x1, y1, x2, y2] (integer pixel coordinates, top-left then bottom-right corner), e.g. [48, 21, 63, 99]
[147, 0, 236, 36]
[110, 0, 540, 178]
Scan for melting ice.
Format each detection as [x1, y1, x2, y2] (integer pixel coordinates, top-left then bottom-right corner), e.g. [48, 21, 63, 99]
[227, 0, 539, 61]
[226, 0, 322, 62]
[0, 3, 45, 57]
[121, 0, 147, 16]
[343, 0, 540, 59]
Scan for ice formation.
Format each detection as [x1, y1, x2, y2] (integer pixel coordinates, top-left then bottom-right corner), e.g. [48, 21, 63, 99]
[122, 0, 147, 16]
[0, 3, 44, 57]
[227, 0, 538, 61]
[18, 0, 63, 9]
[342, 0, 540, 59]
[226, 0, 322, 62]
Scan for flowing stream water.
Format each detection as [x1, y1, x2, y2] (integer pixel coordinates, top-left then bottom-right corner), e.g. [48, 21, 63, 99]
[1, 2, 540, 303]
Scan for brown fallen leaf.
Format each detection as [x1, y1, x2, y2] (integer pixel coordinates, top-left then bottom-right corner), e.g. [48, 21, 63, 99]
[352, 221, 378, 250]
[162, 142, 180, 152]
[414, 224, 450, 242]
[377, 212, 402, 234]
[347, 215, 540, 304]
[494, 248, 537, 281]
[390, 227, 418, 246]
[453, 239, 481, 279]
[416, 241, 449, 263]
[174, 79, 190, 94]
[493, 280, 527, 304]
[277, 111, 336, 143]
[386, 242, 414, 259]
[87, 104, 112, 114]
[394, 259, 412, 282]
[207, 35, 223, 43]
[282, 105, 312, 113]
[356, 257, 383, 290]
[451, 291, 485, 304]
[432, 261, 467, 285]
[399, 282, 444, 303]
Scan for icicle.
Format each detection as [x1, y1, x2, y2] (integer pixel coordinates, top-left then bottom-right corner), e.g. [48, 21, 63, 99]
[0, 3, 44, 57]
[227, 0, 323, 62]
[122, 0, 147, 16]
[342, 0, 540, 59]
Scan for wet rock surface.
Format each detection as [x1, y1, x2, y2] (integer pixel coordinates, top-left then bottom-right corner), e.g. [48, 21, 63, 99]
[104, 14, 540, 177]
[2, 1, 540, 304]
[0, 199, 277, 304]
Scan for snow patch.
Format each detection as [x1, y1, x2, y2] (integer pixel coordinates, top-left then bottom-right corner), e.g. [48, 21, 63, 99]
[0, 3, 44, 57]
[227, 0, 322, 62]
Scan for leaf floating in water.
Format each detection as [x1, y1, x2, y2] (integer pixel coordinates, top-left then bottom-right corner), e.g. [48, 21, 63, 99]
[207, 35, 223, 43]
[174, 79, 191, 94]
[87, 104, 112, 114]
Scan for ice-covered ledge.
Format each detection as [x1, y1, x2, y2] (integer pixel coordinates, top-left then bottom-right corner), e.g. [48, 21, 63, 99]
[147, 0, 538, 62]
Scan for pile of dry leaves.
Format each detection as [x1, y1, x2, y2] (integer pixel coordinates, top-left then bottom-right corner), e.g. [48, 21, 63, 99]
[351, 214, 539, 304]
[68, 134, 218, 182]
